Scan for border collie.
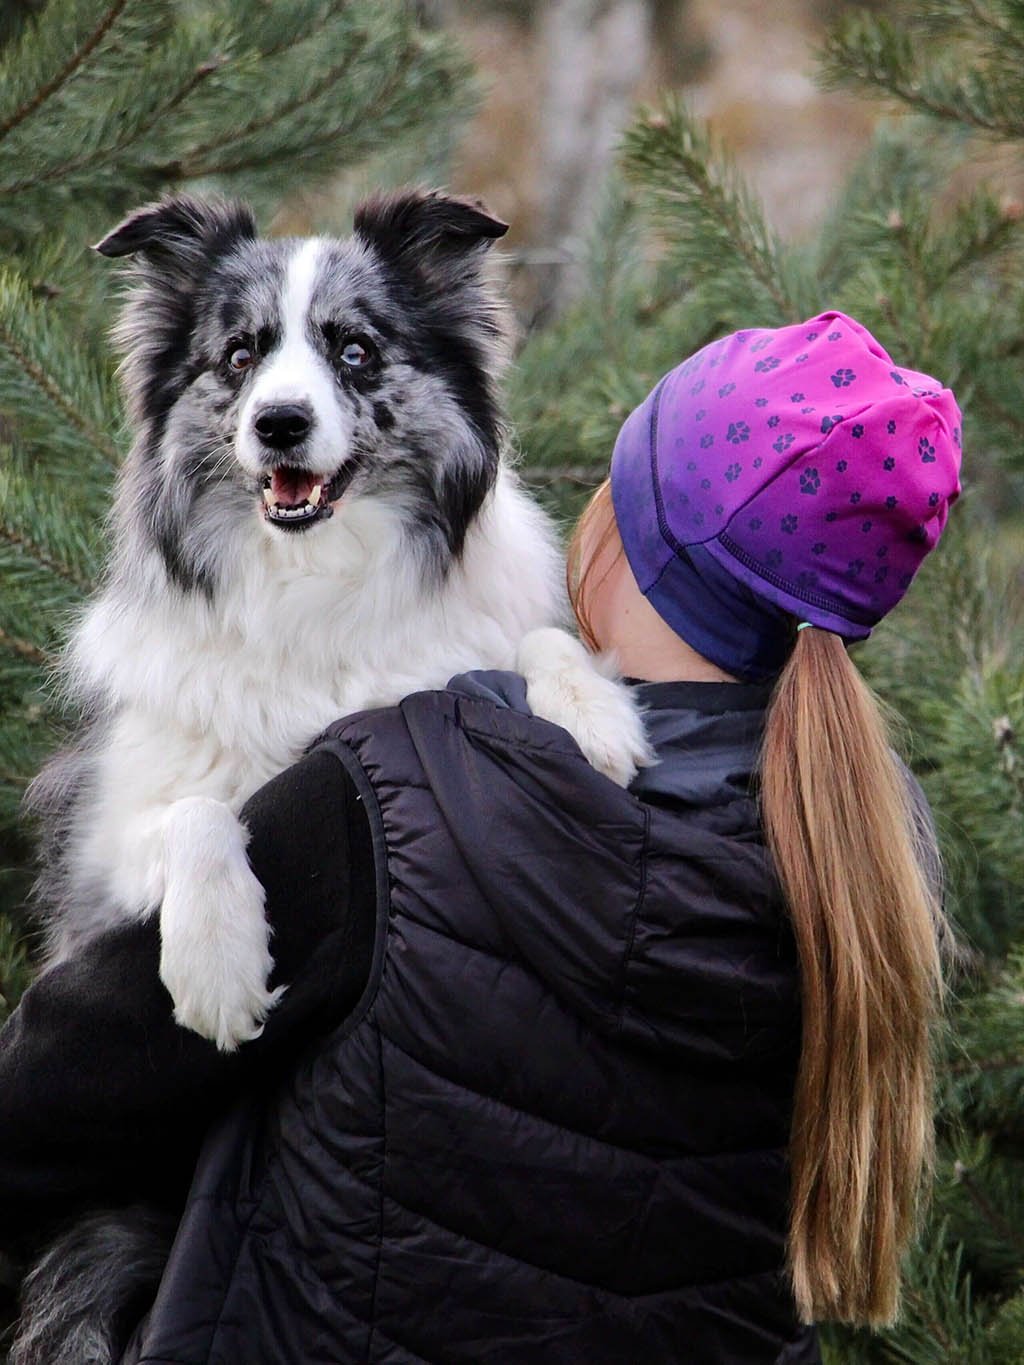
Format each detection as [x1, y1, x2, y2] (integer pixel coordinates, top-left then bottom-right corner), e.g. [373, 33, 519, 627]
[27, 188, 650, 1050]
[14, 189, 652, 1363]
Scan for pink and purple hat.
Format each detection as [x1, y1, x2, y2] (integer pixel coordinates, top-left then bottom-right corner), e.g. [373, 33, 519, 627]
[610, 311, 962, 681]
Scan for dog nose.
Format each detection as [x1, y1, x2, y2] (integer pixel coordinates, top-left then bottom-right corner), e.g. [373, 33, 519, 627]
[254, 403, 313, 450]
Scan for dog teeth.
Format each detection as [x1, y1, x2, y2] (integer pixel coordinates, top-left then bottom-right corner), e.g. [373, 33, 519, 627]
[309, 483, 322, 505]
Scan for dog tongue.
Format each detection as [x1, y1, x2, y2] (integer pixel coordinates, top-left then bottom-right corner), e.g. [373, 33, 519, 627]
[271, 466, 318, 507]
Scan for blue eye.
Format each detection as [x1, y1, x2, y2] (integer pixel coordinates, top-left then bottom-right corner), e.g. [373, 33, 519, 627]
[339, 337, 375, 369]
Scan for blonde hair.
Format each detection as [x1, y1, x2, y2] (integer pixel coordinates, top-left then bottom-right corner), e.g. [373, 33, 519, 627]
[567, 481, 943, 1326]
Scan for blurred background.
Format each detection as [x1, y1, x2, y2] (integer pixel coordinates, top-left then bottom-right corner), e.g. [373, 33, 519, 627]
[283, 0, 882, 322]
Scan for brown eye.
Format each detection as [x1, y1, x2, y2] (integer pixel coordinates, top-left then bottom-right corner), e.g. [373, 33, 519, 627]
[227, 343, 254, 372]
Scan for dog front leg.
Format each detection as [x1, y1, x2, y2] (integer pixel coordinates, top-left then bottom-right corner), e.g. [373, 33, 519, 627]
[516, 627, 656, 786]
[159, 797, 284, 1052]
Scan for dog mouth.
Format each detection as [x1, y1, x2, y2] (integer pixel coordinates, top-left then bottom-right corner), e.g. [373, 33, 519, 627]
[260, 460, 362, 530]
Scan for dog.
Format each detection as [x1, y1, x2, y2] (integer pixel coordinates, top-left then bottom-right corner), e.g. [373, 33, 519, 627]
[12, 190, 650, 1362]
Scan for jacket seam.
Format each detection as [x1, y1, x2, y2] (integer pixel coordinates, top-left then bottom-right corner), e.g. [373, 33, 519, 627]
[616, 802, 650, 1026]
[252, 1172, 788, 1305]
[377, 1029, 781, 1165]
[366, 1018, 388, 1362]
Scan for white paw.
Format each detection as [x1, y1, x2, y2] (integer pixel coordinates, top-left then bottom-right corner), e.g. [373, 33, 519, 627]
[159, 797, 284, 1052]
[517, 627, 656, 787]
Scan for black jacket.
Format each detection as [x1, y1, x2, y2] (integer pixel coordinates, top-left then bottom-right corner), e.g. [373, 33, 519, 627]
[0, 677, 821, 1363]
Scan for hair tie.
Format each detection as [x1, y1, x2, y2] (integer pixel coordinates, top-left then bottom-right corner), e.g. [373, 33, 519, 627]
[796, 621, 815, 632]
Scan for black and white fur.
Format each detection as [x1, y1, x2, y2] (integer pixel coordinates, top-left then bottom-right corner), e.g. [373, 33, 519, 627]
[29, 189, 652, 1050]
[15, 190, 653, 1362]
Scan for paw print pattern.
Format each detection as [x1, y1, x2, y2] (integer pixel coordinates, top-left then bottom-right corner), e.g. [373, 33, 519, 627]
[820, 414, 842, 434]
[725, 462, 742, 482]
[828, 330, 842, 341]
[754, 356, 781, 372]
[847, 559, 864, 578]
[687, 461, 698, 471]
[767, 415, 781, 429]
[781, 514, 799, 534]
[774, 433, 796, 454]
[749, 517, 763, 531]
[754, 397, 769, 408]
[696, 409, 707, 420]
[836, 459, 848, 472]
[885, 496, 898, 510]
[887, 419, 897, 434]
[766, 549, 783, 568]
[693, 511, 704, 526]
[850, 492, 862, 504]
[831, 368, 856, 387]
[899, 572, 914, 589]
[718, 382, 736, 398]
[790, 392, 805, 402]
[812, 542, 826, 555]
[861, 520, 873, 533]
[883, 456, 896, 471]
[874, 566, 889, 583]
[919, 437, 937, 463]
[700, 434, 714, 449]
[953, 427, 961, 448]
[805, 331, 819, 341]
[727, 421, 751, 444]
[700, 478, 712, 490]
[890, 370, 906, 386]
[877, 546, 888, 558]
[851, 424, 865, 439]
[797, 570, 819, 589]
[690, 379, 705, 396]
[750, 336, 772, 352]
[796, 352, 809, 363]
[714, 504, 724, 516]
[825, 511, 838, 523]
[799, 466, 820, 492]
[928, 492, 940, 507]
[753, 457, 763, 469]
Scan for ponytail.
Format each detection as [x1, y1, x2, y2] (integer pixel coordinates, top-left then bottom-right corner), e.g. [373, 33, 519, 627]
[760, 627, 943, 1325]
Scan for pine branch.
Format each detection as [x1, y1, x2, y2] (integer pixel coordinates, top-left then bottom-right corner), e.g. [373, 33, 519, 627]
[819, 12, 1024, 139]
[0, 0, 132, 144]
[620, 100, 803, 322]
[0, 520, 92, 596]
[0, 627, 53, 670]
[0, 267, 120, 472]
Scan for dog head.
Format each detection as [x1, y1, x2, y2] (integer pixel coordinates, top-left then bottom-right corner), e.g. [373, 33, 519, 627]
[97, 190, 509, 593]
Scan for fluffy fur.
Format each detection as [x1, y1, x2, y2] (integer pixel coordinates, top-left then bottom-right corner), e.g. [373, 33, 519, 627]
[27, 188, 649, 1049]
[15, 189, 651, 1363]
[10, 1209, 175, 1365]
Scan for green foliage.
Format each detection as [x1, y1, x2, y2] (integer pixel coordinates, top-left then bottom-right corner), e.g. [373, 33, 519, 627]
[512, 1, 1024, 1359]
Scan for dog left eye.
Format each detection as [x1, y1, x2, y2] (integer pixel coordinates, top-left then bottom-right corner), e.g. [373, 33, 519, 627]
[225, 343, 255, 372]
[339, 337, 376, 369]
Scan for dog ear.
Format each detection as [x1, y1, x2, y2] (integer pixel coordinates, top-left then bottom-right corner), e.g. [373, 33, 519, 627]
[94, 194, 257, 266]
[353, 189, 508, 273]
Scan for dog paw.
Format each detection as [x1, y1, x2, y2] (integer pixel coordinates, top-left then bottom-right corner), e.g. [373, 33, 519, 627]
[159, 797, 284, 1051]
[517, 627, 656, 787]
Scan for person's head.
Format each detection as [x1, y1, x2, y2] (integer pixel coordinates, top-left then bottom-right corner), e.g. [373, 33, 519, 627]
[569, 312, 962, 1328]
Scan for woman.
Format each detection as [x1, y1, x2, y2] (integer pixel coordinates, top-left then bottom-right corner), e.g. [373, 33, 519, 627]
[0, 311, 959, 1364]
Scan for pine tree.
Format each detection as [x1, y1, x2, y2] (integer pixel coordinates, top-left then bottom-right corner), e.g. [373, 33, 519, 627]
[0, 0, 471, 1012]
[514, 4, 1024, 1360]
